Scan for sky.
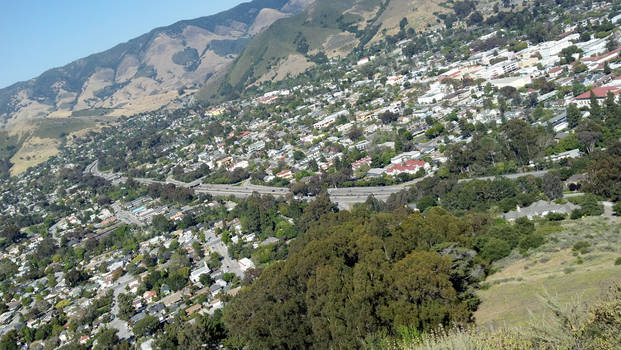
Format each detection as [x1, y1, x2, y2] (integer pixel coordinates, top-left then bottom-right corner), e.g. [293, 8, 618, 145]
[0, 0, 246, 89]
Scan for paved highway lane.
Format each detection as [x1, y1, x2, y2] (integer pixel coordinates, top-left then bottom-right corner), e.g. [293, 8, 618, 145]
[86, 161, 551, 207]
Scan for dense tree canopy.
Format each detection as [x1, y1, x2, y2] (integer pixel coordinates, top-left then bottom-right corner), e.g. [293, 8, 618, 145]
[224, 208, 497, 349]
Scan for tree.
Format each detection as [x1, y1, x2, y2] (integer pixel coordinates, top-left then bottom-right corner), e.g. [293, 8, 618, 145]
[118, 293, 134, 321]
[299, 194, 338, 232]
[417, 196, 437, 212]
[224, 209, 478, 349]
[94, 328, 119, 350]
[348, 126, 363, 141]
[480, 238, 511, 261]
[613, 202, 621, 216]
[399, 17, 408, 30]
[0, 226, 22, 244]
[133, 315, 160, 337]
[386, 251, 469, 332]
[155, 314, 226, 350]
[468, 11, 483, 25]
[152, 214, 171, 233]
[566, 103, 581, 129]
[0, 330, 18, 350]
[0, 260, 17, 282]
[576, 120, 603, 154]
[379, 111, 399, 124]
[589, 90, 602, 120]
[65, 268, 88, 288]
[192, 241, 204, 259]
[607, 35, 618, 52]
[585, 142, 621, 198]
[199, 273, 214, 287]
[542, 172, 563, 200]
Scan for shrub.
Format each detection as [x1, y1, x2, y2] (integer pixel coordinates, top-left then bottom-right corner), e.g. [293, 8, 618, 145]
[570, 209, 583, 220]
[572, 241, 590, 254]
[614, 202, 621, 216]
[480, 238, 512, 262]
[615, 257, 621, 266]
[519, 233, 545, 252]
[546, 212, 567, 221]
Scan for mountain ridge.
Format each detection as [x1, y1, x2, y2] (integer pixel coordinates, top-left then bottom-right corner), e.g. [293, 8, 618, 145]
[0, 0, 311, 130]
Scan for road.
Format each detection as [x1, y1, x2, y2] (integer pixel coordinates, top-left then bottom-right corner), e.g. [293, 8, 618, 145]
[107, 274, 134, 340]
[86, 161, 552, 208]
[457, 170, 549, 183]
[111, 202, 144, 226]
[87, 160, 289, 198]
[204, 230, 243, 278]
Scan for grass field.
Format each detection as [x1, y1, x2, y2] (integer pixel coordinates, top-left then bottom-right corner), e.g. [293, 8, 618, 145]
[32, 117, 98, 139]
[475, 217, 621, 327]
[8, 116, 106, 175]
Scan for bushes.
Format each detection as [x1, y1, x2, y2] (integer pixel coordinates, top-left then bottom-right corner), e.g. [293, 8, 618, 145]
[395, 285, 621, 349]
[572, 241, 590, 254]
[133, 315, 160, 337]
[417, 196, 437, 212]
[519, 233, 545, 252]
[614, 202, 621, 216]
[546, 212, 567, 221]
[480, 238, 512, 261]
[568, 194, 604, 218]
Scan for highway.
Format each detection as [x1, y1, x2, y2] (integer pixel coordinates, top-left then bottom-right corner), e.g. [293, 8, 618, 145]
[457, 170, 549, 183]
[86, 160, 290, 198]
[86, 161, 551, 208]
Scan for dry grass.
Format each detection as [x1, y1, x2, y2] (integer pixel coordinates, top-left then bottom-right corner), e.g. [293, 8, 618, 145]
[382, 283, 621, 350]
[371, 0, 449, 44]
[9, 137, 60, 176]
[475, 217, 621, 327]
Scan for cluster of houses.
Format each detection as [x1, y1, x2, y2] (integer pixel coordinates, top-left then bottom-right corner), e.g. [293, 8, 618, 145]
[0, 2, 618, 348]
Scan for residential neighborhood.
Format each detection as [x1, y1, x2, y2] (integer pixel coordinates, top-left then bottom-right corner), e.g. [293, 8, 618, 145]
[0, 0, 620, 348]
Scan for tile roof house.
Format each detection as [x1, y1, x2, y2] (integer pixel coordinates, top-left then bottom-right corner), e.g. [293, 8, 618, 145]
[574, 86, 621, 106]
[384, 160, 429, 176]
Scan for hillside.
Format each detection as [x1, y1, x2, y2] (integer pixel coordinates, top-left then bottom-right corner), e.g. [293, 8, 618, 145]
[0, 0, 314, 175]
[197, 0, 452, 103]
[475, 216, 621, 327]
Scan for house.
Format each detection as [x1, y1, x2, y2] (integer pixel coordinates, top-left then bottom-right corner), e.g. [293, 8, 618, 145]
[238, 257, 255, 272]
[204, 107, 226, 117]
[351, 156, 372, 170]
[248, 140, 266, 153]
[130, 312, 147, 326]
[489, 76, 532, 89]
[366, 168, 385, 178]
[161, 291, 183, 308]
[548, 66, 564, 78]
[357, 57, 370, 66]
[313, 115, 336, 129]
[354, 140, 370, 151]
[276, 169, 293, 180]
[503, 200, 579, 220]
[190, 264, 211, 285]
[185, 304, 202, 315]
[384, 160, 430, 176]
[573, 86, 621, 107]
[545, 149, 581, 162]
[143, 291, 157, 304]
[391, 151, 422, 164]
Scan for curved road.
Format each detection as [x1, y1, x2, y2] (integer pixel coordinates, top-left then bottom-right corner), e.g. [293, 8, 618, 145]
[86, 161, 549, 208]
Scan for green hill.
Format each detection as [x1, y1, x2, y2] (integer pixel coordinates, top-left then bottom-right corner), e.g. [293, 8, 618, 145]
[197, 0, 388, 103]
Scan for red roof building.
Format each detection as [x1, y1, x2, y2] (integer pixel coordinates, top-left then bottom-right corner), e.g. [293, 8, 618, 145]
[574, 86, 621, 106]
[385, 160, 429, 176]
[351, 156, 372, 170]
